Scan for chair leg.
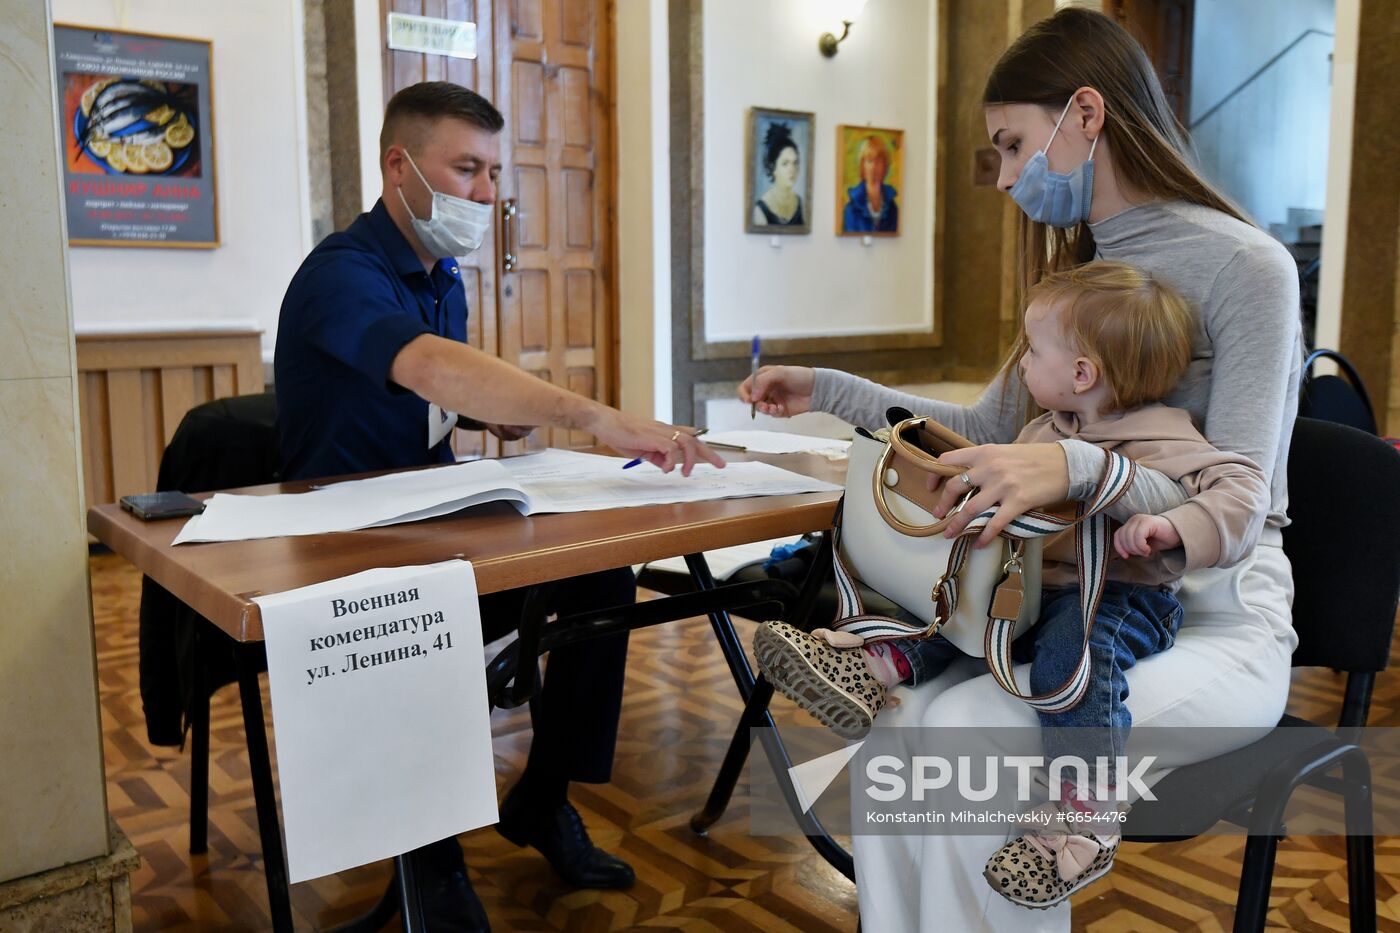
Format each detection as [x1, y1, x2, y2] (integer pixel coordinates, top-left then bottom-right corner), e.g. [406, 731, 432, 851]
[1233, 834, 1280, 933]
[189, 629, 210, 855]
[396, 852, 426, 932]
[1343, 751, 1376, 932]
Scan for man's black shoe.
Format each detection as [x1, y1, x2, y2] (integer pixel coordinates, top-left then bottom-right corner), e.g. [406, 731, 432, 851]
[496, 789, 637, 889]
[418, 860, 491, 933]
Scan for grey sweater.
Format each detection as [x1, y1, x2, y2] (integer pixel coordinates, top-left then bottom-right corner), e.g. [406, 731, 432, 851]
[813, 201, 1302, 557]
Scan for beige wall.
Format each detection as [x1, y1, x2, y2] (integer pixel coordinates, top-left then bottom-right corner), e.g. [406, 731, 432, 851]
[1314, 0, 1360, 357]
[0, 0, 110, 883]
[615, 0, 671, 420]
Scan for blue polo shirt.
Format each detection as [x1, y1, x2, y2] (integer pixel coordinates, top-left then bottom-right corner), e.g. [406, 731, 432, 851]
[275, 199, 468, 481]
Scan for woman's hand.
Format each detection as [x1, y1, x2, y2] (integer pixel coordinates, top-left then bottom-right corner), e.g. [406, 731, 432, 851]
[589, 409, 724, 477]
[926, 443, 1070, 547]
[738, 365, 815, 418]
[1113, 514, 1182, 560]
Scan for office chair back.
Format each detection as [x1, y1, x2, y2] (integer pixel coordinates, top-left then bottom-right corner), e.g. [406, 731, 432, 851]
[139, 391, 280, 745]
[1280, 418, 1400, 693]
[1298, 349, 1378, 435]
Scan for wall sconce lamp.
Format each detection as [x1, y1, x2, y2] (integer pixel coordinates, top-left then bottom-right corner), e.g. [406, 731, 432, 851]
[819, 0, 869, 58]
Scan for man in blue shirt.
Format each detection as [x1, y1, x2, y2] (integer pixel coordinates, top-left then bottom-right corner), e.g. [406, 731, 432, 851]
[276, 82, 720, 932]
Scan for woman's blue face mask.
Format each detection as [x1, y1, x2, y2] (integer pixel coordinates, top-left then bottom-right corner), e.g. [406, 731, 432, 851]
[1008, 97, 1099, 228]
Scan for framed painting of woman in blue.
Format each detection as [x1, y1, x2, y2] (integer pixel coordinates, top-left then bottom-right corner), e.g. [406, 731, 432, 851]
[837, 125, 903, 236]
[745, 107, 814, 235]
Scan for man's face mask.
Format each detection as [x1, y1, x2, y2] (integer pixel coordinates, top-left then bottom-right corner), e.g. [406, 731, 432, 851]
[1008, 96, 1099, 229]
[397, 150, 493, 259]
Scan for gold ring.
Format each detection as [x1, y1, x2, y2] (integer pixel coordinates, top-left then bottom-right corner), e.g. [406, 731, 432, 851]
[671, 430, 683, 443]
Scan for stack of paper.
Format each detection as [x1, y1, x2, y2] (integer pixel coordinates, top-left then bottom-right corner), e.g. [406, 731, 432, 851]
[172, 449, 840, 545]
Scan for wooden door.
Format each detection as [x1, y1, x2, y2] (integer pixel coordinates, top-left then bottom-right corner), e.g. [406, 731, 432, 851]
[380, 0, 616, 456]
[1109, 0, 1195, 129]
[382, 0, 502, 459]
[494, 0, 615, 450]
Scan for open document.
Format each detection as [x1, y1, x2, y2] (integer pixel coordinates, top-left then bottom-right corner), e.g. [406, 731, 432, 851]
[172, 449, 840, 544]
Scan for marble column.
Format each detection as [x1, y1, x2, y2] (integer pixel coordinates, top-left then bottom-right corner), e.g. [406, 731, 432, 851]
[0, 3, 135, 930]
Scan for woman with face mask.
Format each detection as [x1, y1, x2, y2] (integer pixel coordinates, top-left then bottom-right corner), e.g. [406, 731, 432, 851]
[740, 8, 1302, 930]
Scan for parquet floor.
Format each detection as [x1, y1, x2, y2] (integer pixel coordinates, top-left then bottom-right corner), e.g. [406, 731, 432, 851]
[90, 551, 1400, 931]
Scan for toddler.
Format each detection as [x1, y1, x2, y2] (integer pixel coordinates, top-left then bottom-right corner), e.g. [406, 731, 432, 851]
[755, 260, 1271, 908]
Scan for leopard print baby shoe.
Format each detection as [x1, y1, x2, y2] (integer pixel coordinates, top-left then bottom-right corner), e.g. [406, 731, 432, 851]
[983, 802, 1120, 909]
[753, 620, 886, 740]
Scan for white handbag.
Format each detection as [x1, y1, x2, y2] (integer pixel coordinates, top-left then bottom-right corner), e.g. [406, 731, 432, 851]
[826, 413, 1138, 713]
[839, 416, 1043, 656]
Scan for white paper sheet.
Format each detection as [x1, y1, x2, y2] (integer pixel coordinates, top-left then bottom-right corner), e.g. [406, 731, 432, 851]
[174, 459, 527, 544]
[499, 448, 841, 514]
[254, 560, 496, 883]
[700, 429, 852, 460]
[173, 449, 840, 544]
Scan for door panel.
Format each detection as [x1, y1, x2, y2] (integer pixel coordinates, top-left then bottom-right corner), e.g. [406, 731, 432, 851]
[1109, 0, 1194, 127]
[496, 0, 615, 451]
[381, 0, 501, 459]
[380, 0, 616, 457]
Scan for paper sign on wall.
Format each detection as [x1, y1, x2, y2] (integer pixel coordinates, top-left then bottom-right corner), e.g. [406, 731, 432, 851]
[254, 560, 496, 883]
[386, 12, 478, 59]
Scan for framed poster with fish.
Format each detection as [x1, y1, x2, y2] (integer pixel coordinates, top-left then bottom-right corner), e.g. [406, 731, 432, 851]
[53, 25, 218, 248]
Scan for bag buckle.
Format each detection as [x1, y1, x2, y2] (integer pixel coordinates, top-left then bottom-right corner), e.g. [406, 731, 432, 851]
[988, 540, 1027, 622]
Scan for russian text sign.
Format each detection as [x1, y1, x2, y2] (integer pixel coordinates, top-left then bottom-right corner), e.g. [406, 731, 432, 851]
[254, 560, 496, 882]
[385, 12, 478, 59]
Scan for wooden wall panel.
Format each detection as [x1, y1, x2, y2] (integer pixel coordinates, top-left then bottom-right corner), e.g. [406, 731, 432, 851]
[560, 66, 590, 146]
[513, 0, 544, 41]
[563, 169, 593, 248]
[565, 270, 594, 348]
[515, 166, 549, 247]
[512, 61, 546, 144]
[560, 0, 589, 47]
[75, 331, 265, 506]
[519, 270, 550, 350]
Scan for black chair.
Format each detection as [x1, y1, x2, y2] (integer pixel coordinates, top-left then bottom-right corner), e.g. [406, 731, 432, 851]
[136, 391, 280, 853]
[1298, 349, 1378, 435]
[636, 536, 904, 625]
[1121, 418, 1400, 931]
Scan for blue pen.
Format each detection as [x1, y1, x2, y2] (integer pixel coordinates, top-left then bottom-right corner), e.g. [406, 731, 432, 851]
[623, 429, 708, 469]
[750, 335, 762, 419]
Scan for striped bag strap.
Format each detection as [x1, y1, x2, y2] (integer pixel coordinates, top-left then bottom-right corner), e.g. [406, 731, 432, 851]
[980, 451, 1135, 713]
[828, 450, 1136, 714]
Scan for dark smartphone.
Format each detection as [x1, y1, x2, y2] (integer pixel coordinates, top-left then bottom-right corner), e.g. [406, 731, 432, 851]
[119, 491, 206, 521]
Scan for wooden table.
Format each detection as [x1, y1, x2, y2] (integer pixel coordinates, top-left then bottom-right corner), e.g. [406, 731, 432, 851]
[89, 451, 843, 643]
[89, 451, 846, 932]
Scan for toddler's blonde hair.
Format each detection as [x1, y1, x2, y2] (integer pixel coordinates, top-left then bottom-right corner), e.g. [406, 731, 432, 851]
[1025, 260, 1194, 411]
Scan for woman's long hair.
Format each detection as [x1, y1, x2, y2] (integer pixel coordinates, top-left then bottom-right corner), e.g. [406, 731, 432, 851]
[984, 7, 1250, 412]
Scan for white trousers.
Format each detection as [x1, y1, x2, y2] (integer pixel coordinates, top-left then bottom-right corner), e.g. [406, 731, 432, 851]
[851, 531, 1297, 933]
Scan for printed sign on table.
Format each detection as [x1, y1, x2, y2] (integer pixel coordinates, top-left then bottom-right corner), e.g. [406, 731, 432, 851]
[254, 560, 497, 883]
[53, 24, 218, 247]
